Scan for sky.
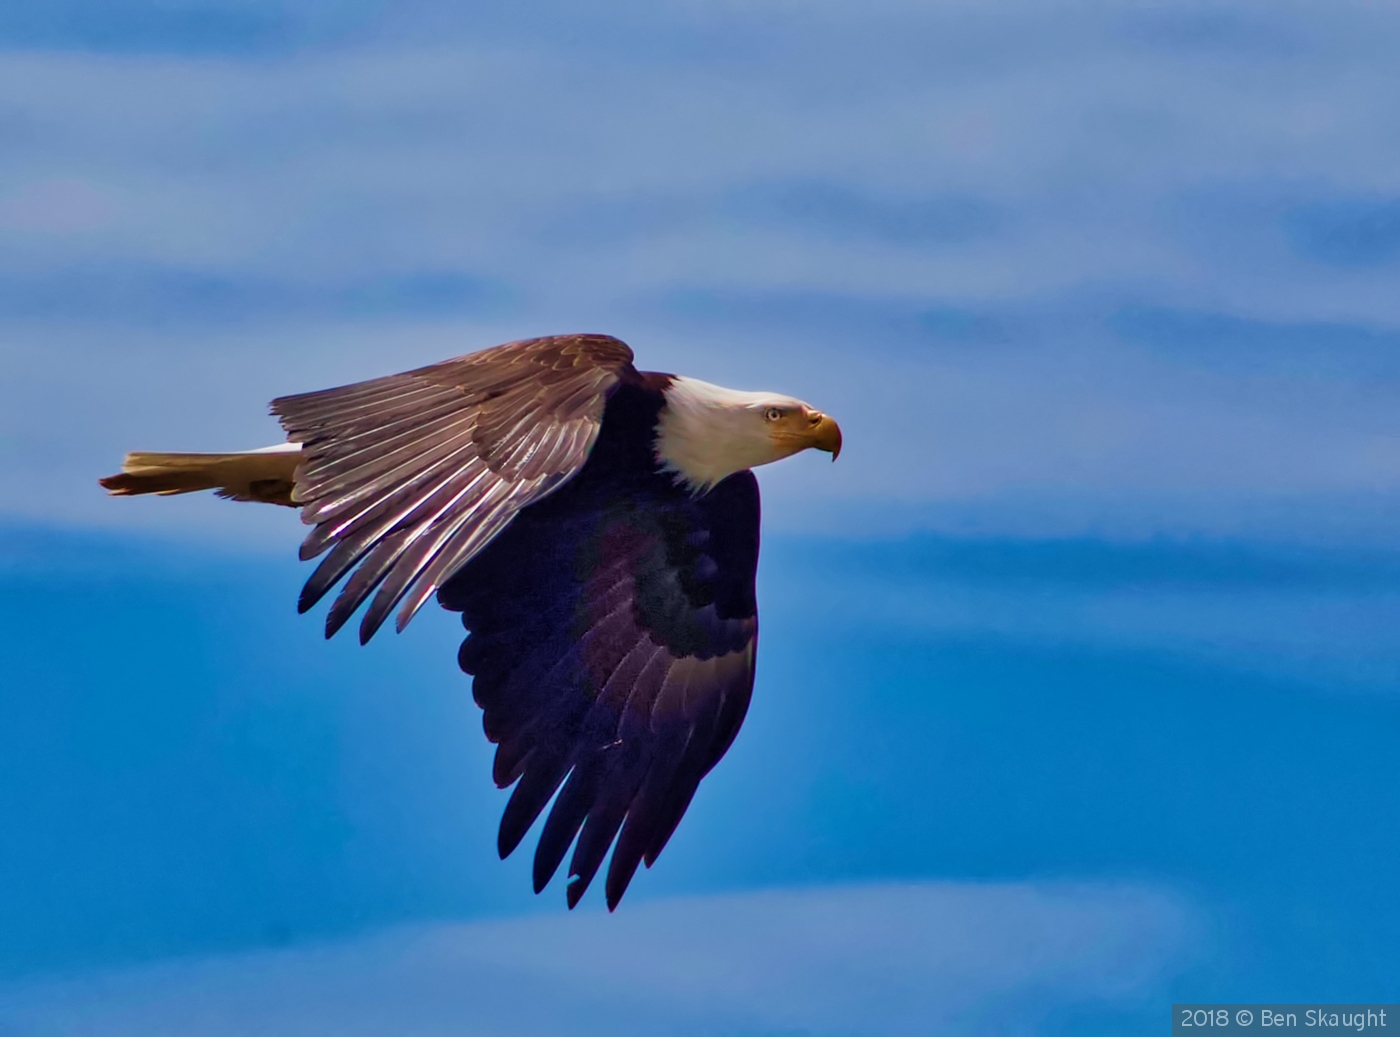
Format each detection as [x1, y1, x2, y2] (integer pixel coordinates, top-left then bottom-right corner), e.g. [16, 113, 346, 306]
[2, 1, 1400, 1034]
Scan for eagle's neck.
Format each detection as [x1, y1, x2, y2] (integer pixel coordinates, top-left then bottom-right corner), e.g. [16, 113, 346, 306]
[653, 376, 780, 493]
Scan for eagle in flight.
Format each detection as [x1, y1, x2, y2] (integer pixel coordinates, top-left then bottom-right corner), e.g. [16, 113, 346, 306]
[100, 335, 842, 910]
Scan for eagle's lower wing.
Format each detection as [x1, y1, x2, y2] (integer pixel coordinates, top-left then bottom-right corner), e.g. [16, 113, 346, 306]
[272, 334, 635, 642]
[440, 471, 760, 910]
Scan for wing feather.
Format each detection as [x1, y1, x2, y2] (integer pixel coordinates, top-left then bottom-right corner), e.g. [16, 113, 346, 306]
[272, 335, 635, 637]
[299, 455, 492, 614]
[363, 482, 515, 641]
[440, 467, 762, 909]
[298, 437, 484, 560]
[303, 406, 480, 492]
[330, 466, 503, 639]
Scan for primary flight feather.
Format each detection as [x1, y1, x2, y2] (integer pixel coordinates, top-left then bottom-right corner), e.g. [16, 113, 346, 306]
[100, 334, 842, 910]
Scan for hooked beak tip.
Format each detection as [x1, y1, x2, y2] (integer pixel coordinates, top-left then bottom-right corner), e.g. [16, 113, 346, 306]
[811, 413, 842, 461]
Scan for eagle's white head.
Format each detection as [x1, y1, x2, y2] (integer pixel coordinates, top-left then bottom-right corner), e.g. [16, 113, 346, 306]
[654, 376, 843, 493]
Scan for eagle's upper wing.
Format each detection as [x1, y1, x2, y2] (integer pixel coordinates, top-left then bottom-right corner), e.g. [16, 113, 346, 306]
[272, 334, 636, 642]
[439, 470, 760, 910]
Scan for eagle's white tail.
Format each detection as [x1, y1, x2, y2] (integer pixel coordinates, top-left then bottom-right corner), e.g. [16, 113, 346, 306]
[99, 444, 302, 507]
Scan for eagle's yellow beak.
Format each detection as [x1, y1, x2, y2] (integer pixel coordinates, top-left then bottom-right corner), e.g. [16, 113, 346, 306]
[807, 412, 842, 460]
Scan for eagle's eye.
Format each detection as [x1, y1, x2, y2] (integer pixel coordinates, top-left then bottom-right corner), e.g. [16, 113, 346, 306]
[763, 407, 783, 422]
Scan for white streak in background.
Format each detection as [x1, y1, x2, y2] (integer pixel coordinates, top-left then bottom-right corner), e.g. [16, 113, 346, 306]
[0, 3, 1395, 312]
[0, 178, 119, 235]
[0, 882, 1196, 1037]
[3, 1, 1400, 542]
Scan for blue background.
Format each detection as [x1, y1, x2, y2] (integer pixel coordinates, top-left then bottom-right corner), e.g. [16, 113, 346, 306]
[2, 2, 1399, 1033]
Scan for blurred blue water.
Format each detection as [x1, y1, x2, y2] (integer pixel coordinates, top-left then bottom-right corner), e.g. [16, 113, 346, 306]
[1, 522, 1397, 1003]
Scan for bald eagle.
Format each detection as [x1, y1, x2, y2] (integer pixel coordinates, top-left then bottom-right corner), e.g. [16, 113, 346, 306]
[100, 335, 842, 909]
